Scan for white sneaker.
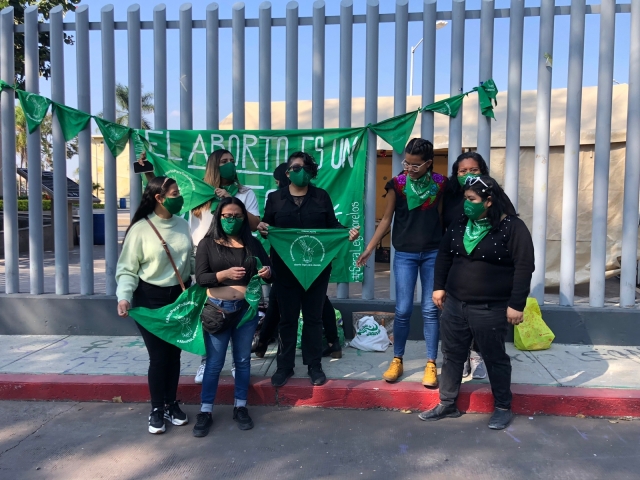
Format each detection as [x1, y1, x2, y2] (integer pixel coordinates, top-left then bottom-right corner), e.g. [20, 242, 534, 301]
[470, 354, 487, 379]
[195, 363, 205, 384]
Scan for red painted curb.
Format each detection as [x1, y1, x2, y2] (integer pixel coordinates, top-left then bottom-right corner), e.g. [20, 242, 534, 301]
[0, 374, 638, 418]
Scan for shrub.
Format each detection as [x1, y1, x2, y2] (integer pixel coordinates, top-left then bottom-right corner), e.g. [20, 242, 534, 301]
[0, 199, 53, 211]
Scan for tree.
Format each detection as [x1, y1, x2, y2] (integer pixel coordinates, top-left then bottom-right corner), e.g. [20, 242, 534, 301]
[92, 182, 103, 198]
[97, 83, 154, 130]
[38, 113, 78, 169]
[2, 0, 82, 91]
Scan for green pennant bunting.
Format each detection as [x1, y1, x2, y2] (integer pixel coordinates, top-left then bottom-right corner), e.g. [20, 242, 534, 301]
[52, 103, 92, 141]
[267, 227, 350, 290]
[368, 109, 420, 154]
[16, 90, 51, 134]
[128, 284, 208, 356]
[95, 116, 132, 157]
[0, 79, 13, 91]
[422, 93, 466, 118]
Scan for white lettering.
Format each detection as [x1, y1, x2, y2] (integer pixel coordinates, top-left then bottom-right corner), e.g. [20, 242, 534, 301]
[301, 136, 314, 154]
[144, 130, 165, 157]
[166, 131, 182, 161]
[330, 139, 340, 168]
[242, 134, 259, 169]
[260, 136, 276, 170]
[276, 137, 289, 164]
[188, 134, 207, 165]
[228, 134, 241, 162]
[315, 136, 324, 168]
[210, 134, 224, 153]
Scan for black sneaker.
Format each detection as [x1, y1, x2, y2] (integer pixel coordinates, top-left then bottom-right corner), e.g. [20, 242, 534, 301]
[271, 368, 294, 387]
[148, 408, 166, 434]
[418, 404, 462, 422]
[322, 342, 343, 359]
[192, 412, 213, 438]
[308, 364, 327, 386]
[233, 407, 254, 430]
[488, 408, 513, 430]
[164, 401, 188, 426]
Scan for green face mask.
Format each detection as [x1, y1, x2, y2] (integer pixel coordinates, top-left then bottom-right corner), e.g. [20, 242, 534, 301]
[163, 195, 184, 215]
[463, 199, 487, 221]
[458, 173, 480, 187]
[288, 168, 312, 187]
[221, 217, 244, 236]
[219, 161, 237, 181]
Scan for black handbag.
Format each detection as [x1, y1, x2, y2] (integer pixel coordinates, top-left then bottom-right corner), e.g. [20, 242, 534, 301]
[200, 303, 244, 335]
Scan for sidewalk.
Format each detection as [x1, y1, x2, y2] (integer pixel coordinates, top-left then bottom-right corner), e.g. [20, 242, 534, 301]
[1, 335, 639, 418]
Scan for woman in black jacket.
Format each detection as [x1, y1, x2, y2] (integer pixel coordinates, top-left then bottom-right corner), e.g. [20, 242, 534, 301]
[419, 175, 534, 430]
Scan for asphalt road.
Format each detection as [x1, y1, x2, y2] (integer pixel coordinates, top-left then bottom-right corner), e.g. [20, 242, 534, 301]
[0, 401, 638, 479]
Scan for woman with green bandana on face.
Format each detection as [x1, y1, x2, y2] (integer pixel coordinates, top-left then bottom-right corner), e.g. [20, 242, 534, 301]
[192, 197, 272, 437]
[116, 176, 195, 434]
[420, 175, 534, 431]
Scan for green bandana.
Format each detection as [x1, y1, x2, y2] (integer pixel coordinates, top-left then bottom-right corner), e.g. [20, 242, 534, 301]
[210, 183, 240, 213]
[463, 199, 486, 221]
[163, 195, 184, 215]
[219, 161, 237, 181]
[405, 172, 438, 210]
[128, 284, 207, 355]
[238, 257, 265, 329]
[268, 227, 350, 290]
[463, 218, 492, 255]
[289, 168, 312, 187]
[221, 217, 243, 235]
[458, 173, 479, 187]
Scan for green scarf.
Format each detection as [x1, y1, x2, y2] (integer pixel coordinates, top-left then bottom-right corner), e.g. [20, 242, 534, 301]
[210, 183, 240, 213]
[463, 218, 492, 255]
[238, 257, 264, 328]
[405, 172, 438, 210]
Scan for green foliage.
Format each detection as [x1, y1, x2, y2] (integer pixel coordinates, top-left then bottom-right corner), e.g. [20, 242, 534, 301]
[0, 199, 52, 211]
[97, 82, 154, 130]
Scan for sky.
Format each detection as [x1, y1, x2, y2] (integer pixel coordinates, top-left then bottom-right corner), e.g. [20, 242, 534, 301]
[33, 0, 632, 176]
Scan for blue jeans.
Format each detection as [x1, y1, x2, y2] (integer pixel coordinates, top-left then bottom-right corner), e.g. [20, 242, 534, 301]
[200, 298, 259, 412]
[393, 250, 439, 360]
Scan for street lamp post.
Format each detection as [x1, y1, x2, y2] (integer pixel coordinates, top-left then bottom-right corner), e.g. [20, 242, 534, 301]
[410, 21, 448, 96]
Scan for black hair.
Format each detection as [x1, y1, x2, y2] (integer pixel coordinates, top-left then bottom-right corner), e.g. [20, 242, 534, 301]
[274, 162, 290, 189]
[404, 138, 434, 172]
[448, 151, 489, 193]
[287, 151, 319, 179]
[462, 175, 518, 231]
[125, 176, 177, 237]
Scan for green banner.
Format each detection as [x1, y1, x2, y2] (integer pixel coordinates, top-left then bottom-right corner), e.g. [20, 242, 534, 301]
[135, 127, 367, 284]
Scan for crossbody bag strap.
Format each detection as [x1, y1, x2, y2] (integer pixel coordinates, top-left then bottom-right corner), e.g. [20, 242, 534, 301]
[145, 217, 186, 291]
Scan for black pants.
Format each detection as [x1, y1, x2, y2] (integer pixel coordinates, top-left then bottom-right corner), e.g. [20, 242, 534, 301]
[275, 267, 332, 370]
[439, 295, 512, 410]
[133, 280, 187, 410]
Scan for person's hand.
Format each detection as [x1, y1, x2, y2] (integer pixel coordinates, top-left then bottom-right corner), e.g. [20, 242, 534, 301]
[137, 151, 146, 166]
[117, 300, 131, 317]
[215, 188, 231, 199]
[257, 222, 269, 237]
[432, 290, 446, 310]
[356, 248, 373, 267]
[507, 307, 524, 325]
[348, 226, 360, 242]
[224, 267, 246, 281]
[258, 266, 271, 279]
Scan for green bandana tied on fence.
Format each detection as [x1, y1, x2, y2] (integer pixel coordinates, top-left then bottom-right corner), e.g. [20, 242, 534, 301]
[128, 284, 208, 356]
[463, 218, 492, 255]
[422, 79, 498, 119]
[405, 172, 439, 210]
[238, 257, 265, 329]
[268, 227, 350, 290]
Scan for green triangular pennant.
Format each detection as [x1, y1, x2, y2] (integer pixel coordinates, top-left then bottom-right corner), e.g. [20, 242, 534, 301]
[268, 227, 350, 290]
[238, 257, 264, 329]
[95, 116, 132, 157]
[422, 93, 466, 118]
[368, 110, 419, 154]
[128, 284, 207, 356]
[52, 103, 91, 141]
[16, 90, 51, 134]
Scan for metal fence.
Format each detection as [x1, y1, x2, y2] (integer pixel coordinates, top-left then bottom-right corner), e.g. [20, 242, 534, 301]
[1, 1, 638, 310]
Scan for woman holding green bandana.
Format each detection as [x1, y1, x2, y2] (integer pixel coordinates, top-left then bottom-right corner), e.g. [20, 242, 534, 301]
[420, 175, 534, 430]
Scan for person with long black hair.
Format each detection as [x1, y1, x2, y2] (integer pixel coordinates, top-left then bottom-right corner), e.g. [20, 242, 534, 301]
[419, 175, 534, 430]
[116, 176, 194, 434]
[192, 197, 272, 438]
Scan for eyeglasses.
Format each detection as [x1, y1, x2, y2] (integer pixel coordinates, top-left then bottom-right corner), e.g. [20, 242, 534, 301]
[402, 160, 429, 172]
[465, 176, 490, 190]
[288, 165, 310, 173]
[220, 214, 244, 220]
[458, 167, 481, 175]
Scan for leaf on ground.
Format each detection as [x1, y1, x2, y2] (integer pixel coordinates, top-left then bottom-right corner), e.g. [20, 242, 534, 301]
[609, 420, 619, 424]
[576, 414, 586, 419]
[400, 409, 412, 414]
[112, 396, 123, 403]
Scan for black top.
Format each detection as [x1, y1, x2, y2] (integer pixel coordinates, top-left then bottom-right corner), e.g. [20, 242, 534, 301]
[384, 172, 447, 253]
[433, 215, 535, 311]
[442, 188, 464, 231]
[195, 236, 272, 288]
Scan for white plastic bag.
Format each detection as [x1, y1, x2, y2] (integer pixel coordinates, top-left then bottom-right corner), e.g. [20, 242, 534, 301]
[349, 316, 391, 352]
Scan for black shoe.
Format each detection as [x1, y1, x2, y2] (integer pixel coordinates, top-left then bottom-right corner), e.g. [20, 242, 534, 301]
[192, 412, 213, 438]
[322, 342, 343, 359]
[148, 408, 166, 434]
[488, 408, 513, 430]
[418, 404, 462, 422]
[164, 401, 188, 426]
[271, 368, 294, 387]
[233, 407, 254, 430]
[308, 365, 327, 386]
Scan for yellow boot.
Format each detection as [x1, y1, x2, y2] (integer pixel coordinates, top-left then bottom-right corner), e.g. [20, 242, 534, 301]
[382, 357, 403, 382]
[422, 361, 438, 388]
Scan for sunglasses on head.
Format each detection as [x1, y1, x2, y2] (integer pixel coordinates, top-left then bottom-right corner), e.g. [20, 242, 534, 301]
[465, 176, 491, 192]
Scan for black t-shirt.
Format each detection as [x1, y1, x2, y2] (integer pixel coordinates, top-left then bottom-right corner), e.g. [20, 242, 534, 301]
[385, 172, 447, 253]
[442, 188, 465, 231]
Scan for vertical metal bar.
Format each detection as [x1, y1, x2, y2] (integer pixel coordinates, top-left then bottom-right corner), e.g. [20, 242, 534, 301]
[286, 1, 299, 130]
[0, 7, 19, 294]
[312, 1, 325, 130]
[503, 0, 524, 209]
[206, 3, 219, 130]
[154, 4, 167, 130]
[620, 0, 640, 307]
[362, 0, 379, 301]
[259, 2, 271, 130]
[76, 5, 94, 295]
[559, 0, 586, 307]
[25, 6, 44, 294]
[180, 3, 193, 130]
[51, 6, 69, 295]
[589, 0, 616, 307]
[529, 0, 555, 303]
[448, 0, 465, 171]
[128, 4, 142, 216]
[232, 3, 245, 130]
[476, 0, 494, 165]
[337, 0, 353, 299]
[421, 0, 436, 141]
[101, 5, 117, 296]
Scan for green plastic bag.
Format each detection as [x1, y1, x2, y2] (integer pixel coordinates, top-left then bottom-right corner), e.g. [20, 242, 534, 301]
[514, 298, 555, 351]
[296, 308, 344, 350]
